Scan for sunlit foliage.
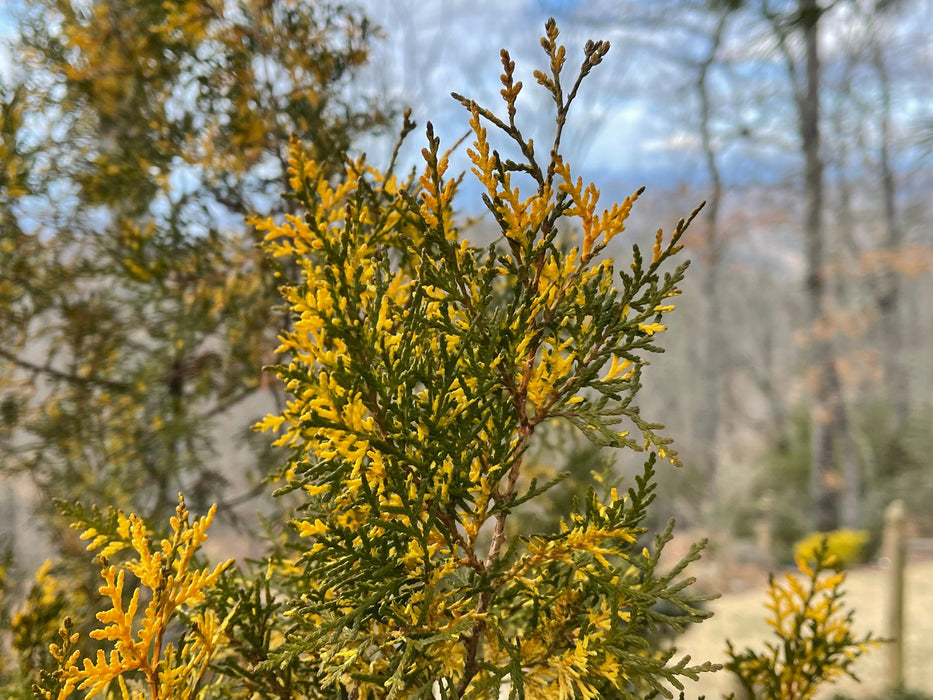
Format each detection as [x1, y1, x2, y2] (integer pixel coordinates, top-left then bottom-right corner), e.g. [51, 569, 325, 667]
[794, 529, 871, 570]
[0, 1, 386, 689]
[0, 0, 387, 539]
[726, 541, 882, 700]
[0, 13, 887, 700]
[36, 496, 231, 700]
[251, 19, 715, 698]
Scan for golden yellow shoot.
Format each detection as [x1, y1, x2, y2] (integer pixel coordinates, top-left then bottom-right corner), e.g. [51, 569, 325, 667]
[48, 496, 232, 700]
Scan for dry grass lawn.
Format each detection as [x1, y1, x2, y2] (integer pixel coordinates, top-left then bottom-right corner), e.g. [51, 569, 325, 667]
[672, 559, 933, 698]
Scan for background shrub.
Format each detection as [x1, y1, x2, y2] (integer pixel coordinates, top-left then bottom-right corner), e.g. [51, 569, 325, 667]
[794, 529, 871, 570]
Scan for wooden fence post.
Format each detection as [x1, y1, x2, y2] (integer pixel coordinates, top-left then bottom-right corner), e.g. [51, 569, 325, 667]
[883, 499, 906, 690]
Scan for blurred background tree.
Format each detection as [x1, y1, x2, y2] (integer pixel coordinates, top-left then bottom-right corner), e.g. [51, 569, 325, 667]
[0, 0, 388, 570]
[559, 0, 931, 553]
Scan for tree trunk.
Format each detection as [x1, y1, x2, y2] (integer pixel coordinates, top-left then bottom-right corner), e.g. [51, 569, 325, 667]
[873, 41, 909, 428]
[827, 62, 861, 529]
[833, 169, 862, 529]
[797, 0, 839, 532]
[696, 14, 728, 505]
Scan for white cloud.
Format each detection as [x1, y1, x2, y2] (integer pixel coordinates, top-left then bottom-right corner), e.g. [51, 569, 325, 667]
[642, 131, 702, 154]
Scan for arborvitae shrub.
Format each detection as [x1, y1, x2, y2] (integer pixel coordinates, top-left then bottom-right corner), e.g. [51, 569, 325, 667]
[32, 497, 232, 700]
[250, 17, 716, 698]
[727, 541, 881, 700]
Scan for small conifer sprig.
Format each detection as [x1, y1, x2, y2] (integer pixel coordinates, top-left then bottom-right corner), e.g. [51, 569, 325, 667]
[7, 559, 70, 692]
[726, 540, 884, 700]
[256, 18, 713, 699]
[39, 495, 233, 700]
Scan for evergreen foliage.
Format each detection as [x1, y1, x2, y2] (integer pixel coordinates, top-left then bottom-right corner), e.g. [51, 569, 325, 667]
[0, 0, 387, 690]
[0, 0, 387, 530]
[36, 496, 232, 700]
[726, 541, 882, 700]
[0, 15, 886, 700]
[248, 18, 714, 696]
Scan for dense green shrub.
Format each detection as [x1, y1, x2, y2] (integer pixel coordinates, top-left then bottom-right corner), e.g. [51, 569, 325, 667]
[750, 408, 813, 564]
[755, 402, 933, 567]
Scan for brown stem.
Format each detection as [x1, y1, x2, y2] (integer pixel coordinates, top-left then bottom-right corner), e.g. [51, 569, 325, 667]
[456, 423, 534, 696]
[485, 429, 532, 570]
[437, 509, 484, 575]
[148, 608, 168, 700]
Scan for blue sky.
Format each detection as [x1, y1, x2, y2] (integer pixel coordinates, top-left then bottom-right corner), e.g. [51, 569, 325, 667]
[0, 0, 825, 185]
[353, 0, 685, 197]
[1, 0, 928, 201]
[0, 4, 13, 82]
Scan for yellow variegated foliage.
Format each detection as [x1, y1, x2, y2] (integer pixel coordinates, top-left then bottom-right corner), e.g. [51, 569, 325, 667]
[5, 558, 74, 692]
[794, 529, 871, 570]
[254, 19, 712, 699]
[726, 542, 883, 700]
[1, 0, 387, 598]
[42, 496, 232, 700]
[1, 13, 886, 700]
